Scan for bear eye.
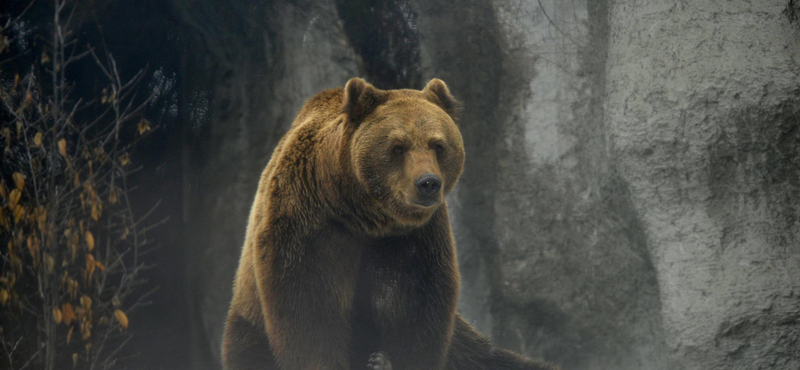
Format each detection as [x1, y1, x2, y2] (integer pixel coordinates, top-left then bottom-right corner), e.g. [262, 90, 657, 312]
[434, 143, 445, 154]
[392, 145, 406, 156]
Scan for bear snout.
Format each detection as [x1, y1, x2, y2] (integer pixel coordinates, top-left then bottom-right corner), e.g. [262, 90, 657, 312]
[413, 173, 442, 204]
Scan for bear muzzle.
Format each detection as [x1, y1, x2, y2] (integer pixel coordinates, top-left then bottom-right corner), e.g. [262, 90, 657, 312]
[412, 173, 442, 207]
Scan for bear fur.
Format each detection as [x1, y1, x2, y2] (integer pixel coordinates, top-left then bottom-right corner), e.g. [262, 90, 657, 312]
[221, 78, 559, 370]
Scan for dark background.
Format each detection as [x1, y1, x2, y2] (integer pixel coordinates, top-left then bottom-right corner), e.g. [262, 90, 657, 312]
[2, 1, 800, 370]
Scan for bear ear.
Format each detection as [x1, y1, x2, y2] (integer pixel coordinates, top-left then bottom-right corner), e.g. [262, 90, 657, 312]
[341, 77, 387, 124]
[422, 78, 462, 118]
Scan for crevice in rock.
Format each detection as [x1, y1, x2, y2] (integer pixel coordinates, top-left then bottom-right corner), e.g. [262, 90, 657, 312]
[334, 0, 422, 89]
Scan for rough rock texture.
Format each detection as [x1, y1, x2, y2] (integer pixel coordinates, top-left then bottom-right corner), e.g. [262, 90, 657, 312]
[413, 1, 673, 369]
[606, 1, 800, 369]
[484, 1, 675, 369]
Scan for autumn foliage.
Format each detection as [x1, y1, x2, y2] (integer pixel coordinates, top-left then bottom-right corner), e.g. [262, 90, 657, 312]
[0, 1, 157, 369]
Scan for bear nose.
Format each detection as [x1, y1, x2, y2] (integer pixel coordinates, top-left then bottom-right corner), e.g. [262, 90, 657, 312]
[415, 173, 442, 197]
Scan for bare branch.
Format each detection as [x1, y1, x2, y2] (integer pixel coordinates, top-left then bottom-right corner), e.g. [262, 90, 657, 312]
[0, 2, 159, 369]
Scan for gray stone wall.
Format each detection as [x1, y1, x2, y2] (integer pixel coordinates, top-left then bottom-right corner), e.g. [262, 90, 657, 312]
[606, 1, 800, 369]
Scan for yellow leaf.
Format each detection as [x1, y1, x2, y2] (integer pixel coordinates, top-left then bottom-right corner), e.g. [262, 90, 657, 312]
[13, 74, 19, 90]
[70, 234, 79, 262]
[37, 207, 47, 232]
[85, 232, 95, 252]
[72, 353, 78, 368]
[95, 260, 105, 272]
[0, 181, 6, 199]
[119, 153, 130, 166]
[68, 279, 79, 300]
[85, 255, 96, 277]
[62, 303, 76, 325]
[13, 205, 24, 224]
[108, 188, 118, 205]
[8, 189, 20, 209]
[112, 296, 121, 308]
[0, 289, 9, 305]
[114, 309, 128, 330]
[45, 253, 55, 273]
[58, 139, 67, 157]
[12, 172, 24, 190]
[53, 307, 63, 324]
[34, 132, 42, 148]
[67, 326, 75, 344]
[81, 321, 91, 341]
[80, 295, 92, 309]
[91, 204, 102, 221]
[41, 51, 50, 64]
[26, 235, 38, 260]
[137, 119, 152, 135]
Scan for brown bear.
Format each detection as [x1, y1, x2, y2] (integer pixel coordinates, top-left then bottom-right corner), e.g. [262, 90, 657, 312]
[221, 77, 559, 370]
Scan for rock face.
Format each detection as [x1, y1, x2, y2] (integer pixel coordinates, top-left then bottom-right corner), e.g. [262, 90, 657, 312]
[606, 1, 800, 369]
[413, 1, 674, 369]
[180, 1, 800, 369]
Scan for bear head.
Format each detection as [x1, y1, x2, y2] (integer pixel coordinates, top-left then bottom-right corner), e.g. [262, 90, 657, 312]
[341, 77, 465, 227]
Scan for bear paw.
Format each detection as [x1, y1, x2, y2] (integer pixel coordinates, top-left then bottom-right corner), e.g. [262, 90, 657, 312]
[367, 352, 393, 370]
